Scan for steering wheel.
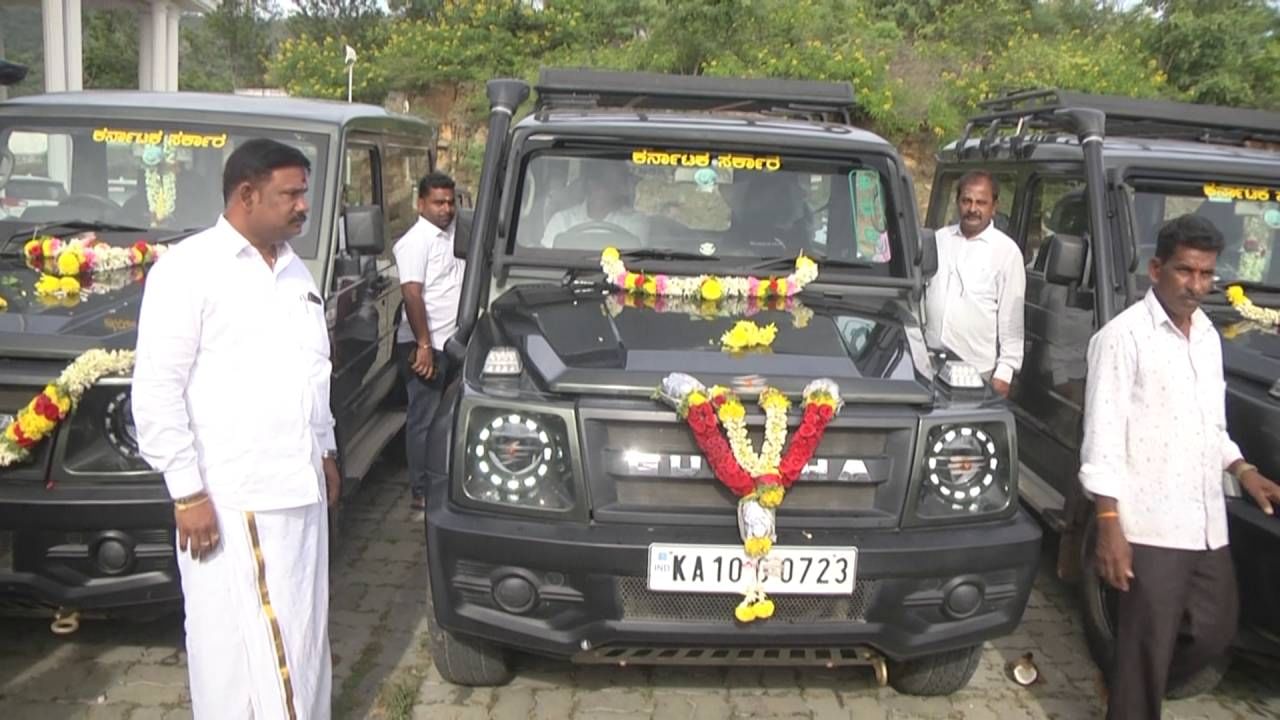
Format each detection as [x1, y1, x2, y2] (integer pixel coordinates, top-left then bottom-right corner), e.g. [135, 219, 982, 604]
[554, 219, 643, 249]
[61, 193, 119, 212]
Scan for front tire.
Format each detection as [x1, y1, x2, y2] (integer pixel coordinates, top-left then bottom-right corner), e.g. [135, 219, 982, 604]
[424, 574, 512, 686]
[888, 644, 983, 696]
[1079, 516, 1228, 699]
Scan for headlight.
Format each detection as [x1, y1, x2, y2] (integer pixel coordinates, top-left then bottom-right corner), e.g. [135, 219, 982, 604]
[461, 408, 574, 511]
[62, 386, 151, 474]
[916, 422, 1012, 519]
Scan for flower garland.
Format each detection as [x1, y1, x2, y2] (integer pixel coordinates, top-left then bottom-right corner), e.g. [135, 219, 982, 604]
[603, 292, 814, 328]
[1226, 285, 1280, 327]
[720, 320, 778, 351]
[0, 349, 136, 467]
[24, 236, 162, 277]
[656, 373, 842, 622]
[601, 247, 819, 301]
[145, 168, 177, 224]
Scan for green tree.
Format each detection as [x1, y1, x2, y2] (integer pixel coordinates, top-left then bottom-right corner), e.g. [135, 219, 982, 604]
[83, 9, 140, 89]
[289, 0, 386, 46]
[181, 0, 278, 92]
[1141, 0, 1280, 108]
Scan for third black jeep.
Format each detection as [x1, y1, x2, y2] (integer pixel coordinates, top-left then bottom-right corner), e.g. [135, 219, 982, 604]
[930, 89, 1280, 695]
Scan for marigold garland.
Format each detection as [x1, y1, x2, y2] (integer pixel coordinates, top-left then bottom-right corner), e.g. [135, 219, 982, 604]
[603, 292, 814, 328]
[601, 247, 819, 301]
[1226, 285, 1280, 327]
[24, 235, 162, 277]
[656, 373, 842, 623]
[0, 349, 136, 467]
[720, 320, 778, 352]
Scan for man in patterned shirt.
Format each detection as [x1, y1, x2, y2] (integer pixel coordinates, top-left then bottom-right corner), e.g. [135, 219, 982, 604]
[1079, 214, 1280, 719]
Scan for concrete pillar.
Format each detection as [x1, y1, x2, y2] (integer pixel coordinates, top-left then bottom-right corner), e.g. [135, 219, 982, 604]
[150, 2, 169, 91]
[165, 3, 179, 91]
[139, 10, 154, 90]
[62, 0, 83, 91]
[41, 0, 68, 92]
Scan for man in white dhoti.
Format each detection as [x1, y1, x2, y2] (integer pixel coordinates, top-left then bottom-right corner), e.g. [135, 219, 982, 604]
[132, 138, 339, 719]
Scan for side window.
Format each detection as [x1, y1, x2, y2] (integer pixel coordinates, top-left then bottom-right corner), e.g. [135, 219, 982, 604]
[937, 171, 1018, 236]
[1023, 178, 1088, 269]
[384, 144, 431, 238]
[344, 144, 377, 208]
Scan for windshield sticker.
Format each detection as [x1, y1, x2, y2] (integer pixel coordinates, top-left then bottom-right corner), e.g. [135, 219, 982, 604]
[1202, 183, 1274, 203]
[632, 149, 782, 172]
[92, 128, 228, 149]
[1264, 208, 1280, 229]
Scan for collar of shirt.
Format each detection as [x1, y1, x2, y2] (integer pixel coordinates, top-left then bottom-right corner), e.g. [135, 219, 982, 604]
[1140, 288, 1212, 341]
[943, 222, 996, 244]
[413, 215, 455, 243]
[215, 215, 298, 275]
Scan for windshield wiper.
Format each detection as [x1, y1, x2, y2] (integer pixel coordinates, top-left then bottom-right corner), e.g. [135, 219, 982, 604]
[4, 220, 154, 254]
[621, 248, 719, 262]
[747, 255, 874, 272]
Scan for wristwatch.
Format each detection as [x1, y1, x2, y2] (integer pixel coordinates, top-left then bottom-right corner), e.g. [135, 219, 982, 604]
[322, 449, 339, 461]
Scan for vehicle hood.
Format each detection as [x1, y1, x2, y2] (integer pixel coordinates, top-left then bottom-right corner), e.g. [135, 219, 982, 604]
[0, 257, 142, 358]
[1214, 310, 1280, 391]
[486, 284, 933, 404]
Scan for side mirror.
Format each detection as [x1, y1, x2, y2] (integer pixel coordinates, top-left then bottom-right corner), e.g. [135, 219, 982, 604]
[343, 205, 385, 255]
[453, 208, 474, 260]
[918, 227, 939, 280]
[0, 59, 28, 87]
[1043, 233, 1088, 286]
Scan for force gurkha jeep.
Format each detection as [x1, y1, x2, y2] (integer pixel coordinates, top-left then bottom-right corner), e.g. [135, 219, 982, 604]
[929, 89, 1280, 694]
[423, 69, 1041, 696]
[0, 90, 436, 626]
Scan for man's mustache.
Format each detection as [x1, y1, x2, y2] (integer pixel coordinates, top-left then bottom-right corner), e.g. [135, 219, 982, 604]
[291, 213, 307, 225]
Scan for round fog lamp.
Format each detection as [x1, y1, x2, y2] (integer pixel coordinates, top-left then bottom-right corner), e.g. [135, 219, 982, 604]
[493, 575, 538, 614]
[943, 581, 984, 619]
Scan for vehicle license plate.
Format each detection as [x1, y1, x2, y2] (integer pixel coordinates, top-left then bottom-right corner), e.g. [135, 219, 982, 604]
[647, 544, 857, 595]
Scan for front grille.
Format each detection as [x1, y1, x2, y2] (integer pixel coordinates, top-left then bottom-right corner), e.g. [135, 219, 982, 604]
[616, 576, 878, 623]
[575, 645, 880, 667]
[587, 417, 910, 515]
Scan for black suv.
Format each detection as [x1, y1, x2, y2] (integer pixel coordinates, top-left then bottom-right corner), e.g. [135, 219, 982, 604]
[423, 69, 1041, 696]
[0, 91, 436, 626]
[929, 89, 1280, 693]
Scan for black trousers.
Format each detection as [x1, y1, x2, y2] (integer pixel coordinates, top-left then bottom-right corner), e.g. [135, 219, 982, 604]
[1107, 544, 1237, 720]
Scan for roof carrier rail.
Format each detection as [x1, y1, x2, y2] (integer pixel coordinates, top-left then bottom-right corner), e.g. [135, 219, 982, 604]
[961, 88, 1280, 150]
[534, 68, 856, 124]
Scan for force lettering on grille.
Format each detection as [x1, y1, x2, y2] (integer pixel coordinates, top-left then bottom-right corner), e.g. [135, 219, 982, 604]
[610, 450, 879, 483]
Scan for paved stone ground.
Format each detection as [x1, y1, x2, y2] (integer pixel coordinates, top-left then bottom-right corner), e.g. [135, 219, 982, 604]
[2, 461, 1279, 719]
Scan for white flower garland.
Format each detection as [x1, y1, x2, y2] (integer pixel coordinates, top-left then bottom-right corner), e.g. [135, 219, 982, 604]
[713, 387, 791, 477]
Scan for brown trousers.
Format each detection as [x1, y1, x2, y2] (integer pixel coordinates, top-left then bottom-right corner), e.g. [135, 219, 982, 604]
[1107, 544, 1237, 720]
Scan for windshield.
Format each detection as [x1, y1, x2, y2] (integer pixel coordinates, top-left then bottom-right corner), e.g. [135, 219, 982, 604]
[510, 147, 900, 272]
[0, 119, 329, 256]
[1131, 180, 1280, 288]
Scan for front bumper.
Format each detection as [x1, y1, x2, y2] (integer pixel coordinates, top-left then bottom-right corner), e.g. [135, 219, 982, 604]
[426, 504, 1042, 662]
[0, 485, 178, 615]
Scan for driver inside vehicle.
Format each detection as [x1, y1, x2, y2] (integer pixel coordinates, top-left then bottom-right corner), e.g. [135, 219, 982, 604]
[541, 161, 649, 248]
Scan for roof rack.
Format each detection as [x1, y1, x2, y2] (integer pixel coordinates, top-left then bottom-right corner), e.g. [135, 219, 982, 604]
[534, 68, 856, 124]
[959, 88, 1280, 152]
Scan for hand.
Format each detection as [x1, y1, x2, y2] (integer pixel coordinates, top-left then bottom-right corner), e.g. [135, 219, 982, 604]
[411, 345, 436, 380]
[1240, 469, 1280, 516]
[991, 378, 1011, 398]
[323, 456, 342, 508]
[175, 499, 220, 562]
[1095, 518, 1134, 592]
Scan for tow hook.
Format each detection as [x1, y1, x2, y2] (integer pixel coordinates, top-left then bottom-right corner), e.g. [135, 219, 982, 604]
[50, 607, 80, 635]
[871, 653, 888, 687]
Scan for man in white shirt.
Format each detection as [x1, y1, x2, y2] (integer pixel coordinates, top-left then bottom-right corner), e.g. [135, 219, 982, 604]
[133, 139, 339, 719]
[924, 171, 1025, 397]
[542, 162, 648, 248]
[1080, 214, 1280, 719]
[392, 171, 464, 510]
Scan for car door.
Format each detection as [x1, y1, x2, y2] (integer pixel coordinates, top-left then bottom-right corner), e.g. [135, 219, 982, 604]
[329, 136, 391, 448]
[1008, 173, 1092, 502]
